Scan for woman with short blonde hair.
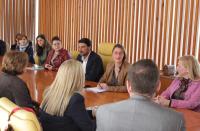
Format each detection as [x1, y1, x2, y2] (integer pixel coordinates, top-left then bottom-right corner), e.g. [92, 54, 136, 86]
[157, 55, 200, 112]
[178, 55, 200, 80]
[40, 59, 95, 131]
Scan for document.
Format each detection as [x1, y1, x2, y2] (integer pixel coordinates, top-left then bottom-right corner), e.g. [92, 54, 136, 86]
[85, 87, 107, 93]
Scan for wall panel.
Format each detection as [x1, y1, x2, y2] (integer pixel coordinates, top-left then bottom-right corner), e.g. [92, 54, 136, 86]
[39, 0, 200, 69]
[0, 0, 35, 46]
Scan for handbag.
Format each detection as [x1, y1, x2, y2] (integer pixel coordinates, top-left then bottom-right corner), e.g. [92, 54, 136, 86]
[0, 97, 42, 131]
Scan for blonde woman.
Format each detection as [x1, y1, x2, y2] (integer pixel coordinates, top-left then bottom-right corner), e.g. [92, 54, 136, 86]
[156, 55, 200, 112]
[40, 59, 95, 131]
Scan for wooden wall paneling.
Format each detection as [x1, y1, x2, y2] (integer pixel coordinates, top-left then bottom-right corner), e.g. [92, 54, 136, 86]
[93, 0, 99, 52]
[116, 0, 120, 43]
[38, 0, 200, 68]
[164, 0, 171, 65]
[103, 0, 107, 42]
[0, 0, 2, 38]
[151, 0, 157, 61]
[143, 0, 150, 60]
[196, 0, 200, 60]
[132, 0, 138, 62]
[0, 0, 35, 46]
[148, 0, 154, 60]
[125, 0, 131, 62]
[188, 0, 195, 55]
[160, 0, 167, 68]
[4, 0, 7, 41]
[112, 0, 117, 44]
[155, 0, 162, 65]
[119, 0, 124, 45]
[176, 0, 183, 62]
[172, 0, 180, 65]
[183, 0, 190, 55]
[191, 0, 199, 56]
[136, 0, 142, 60]
[107, 0, 112, 43]
[139, 0, 145, 60]
[128, 0, 134, 63]
[168, 0, 175, 65]
[179, 0, 186, 58]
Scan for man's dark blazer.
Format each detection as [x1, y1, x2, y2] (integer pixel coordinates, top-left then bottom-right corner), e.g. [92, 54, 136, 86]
[77, 51, 104, 82]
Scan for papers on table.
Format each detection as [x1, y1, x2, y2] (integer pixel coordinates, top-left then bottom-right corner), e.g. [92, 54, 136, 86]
[85, 87, 107, 93]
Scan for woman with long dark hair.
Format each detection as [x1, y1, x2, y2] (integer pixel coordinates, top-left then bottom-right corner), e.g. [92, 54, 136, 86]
[35, 34, 51, 65]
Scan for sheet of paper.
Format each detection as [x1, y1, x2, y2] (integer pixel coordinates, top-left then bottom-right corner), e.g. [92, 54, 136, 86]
[85, 87, 107, 93]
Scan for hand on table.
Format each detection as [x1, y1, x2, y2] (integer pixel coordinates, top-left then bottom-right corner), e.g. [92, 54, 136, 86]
[45, 64, 53, 70]
[97, 83, 108, 90]
[92, 106, 99, 117]
[154, 95, 170, 106]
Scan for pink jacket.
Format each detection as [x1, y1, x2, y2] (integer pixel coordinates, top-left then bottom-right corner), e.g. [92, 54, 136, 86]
[161, 78, 200, 112]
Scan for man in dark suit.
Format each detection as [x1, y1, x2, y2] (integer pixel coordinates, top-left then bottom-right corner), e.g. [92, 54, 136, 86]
[96, 59, 185, 131]
[77, 38, 104, 82]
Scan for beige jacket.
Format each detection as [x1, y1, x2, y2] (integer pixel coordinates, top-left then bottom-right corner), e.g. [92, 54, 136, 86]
[99, 61, 130, 92]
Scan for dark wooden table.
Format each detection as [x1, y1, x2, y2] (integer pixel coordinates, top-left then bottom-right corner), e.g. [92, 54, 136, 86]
[18, 69, 200, 131]
[0, 56, 199, 131]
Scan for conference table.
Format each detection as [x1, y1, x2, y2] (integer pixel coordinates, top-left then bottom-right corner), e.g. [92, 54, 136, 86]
[16, 68, 200, 131]
[0, 54, 199, 131]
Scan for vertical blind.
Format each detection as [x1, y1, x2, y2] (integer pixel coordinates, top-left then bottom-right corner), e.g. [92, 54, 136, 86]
[0, 0, 35, 46]
[1, 0, 199, 69]
[39, 0, 200, 69]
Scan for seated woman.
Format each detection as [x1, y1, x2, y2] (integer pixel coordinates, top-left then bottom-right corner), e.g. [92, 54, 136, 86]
[34, 34, 51, 65]
[0, 51, 34, 108]
[17, 34, 35, 64]
[98, 44, 130, 92]
[156, 55, 200, 112]
[44, 36, 70, 71]
[40, 60, 96, 131]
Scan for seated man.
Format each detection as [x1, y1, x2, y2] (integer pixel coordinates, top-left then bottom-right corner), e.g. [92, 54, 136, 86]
[96, 59, 185, 131]
[77, 38, 104, 82]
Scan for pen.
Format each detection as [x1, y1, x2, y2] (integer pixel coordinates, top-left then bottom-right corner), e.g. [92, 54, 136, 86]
[98, 83, 103, 89]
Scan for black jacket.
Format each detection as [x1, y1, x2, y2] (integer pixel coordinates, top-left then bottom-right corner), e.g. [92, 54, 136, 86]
[10, 43, 17, 50]
[0, 40, 6, 56]
[77, 51, 104, 82]
[0, 72, 33, 107]
[16, 42, 35, 64]
[39, 93, 96, 131]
